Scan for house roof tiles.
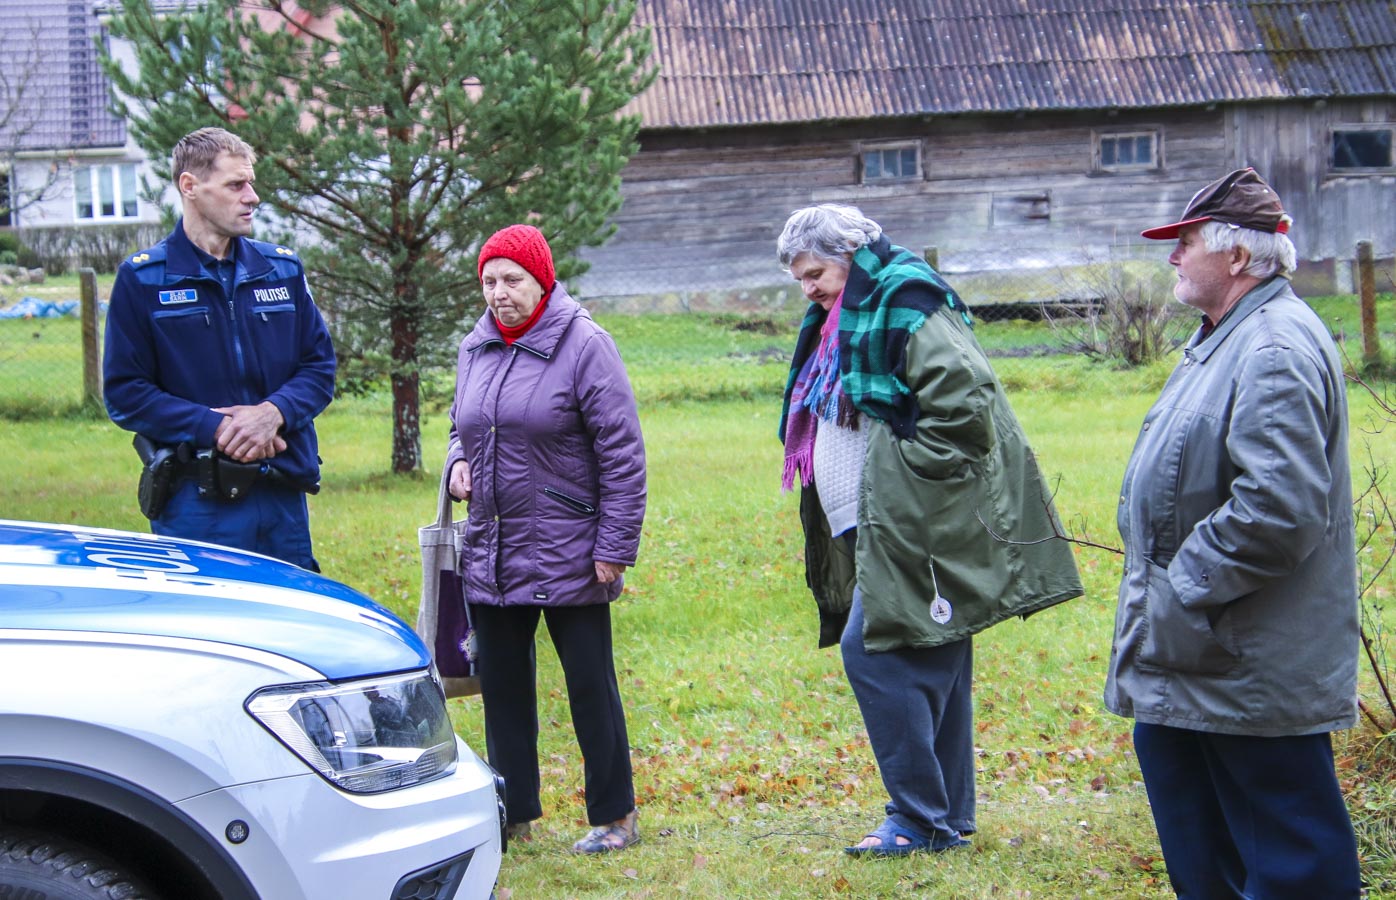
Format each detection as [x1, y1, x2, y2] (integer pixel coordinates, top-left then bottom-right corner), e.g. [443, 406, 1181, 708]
[0, 0, 125, 153]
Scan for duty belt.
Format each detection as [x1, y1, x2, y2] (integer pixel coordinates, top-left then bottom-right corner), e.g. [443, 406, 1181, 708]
[133, 435, 319, 520]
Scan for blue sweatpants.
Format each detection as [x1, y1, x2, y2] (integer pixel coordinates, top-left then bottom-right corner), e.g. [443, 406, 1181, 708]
[154, 480, 317, 571]
[840, 587, 976, 845]
[1133, 722, 1361, 900]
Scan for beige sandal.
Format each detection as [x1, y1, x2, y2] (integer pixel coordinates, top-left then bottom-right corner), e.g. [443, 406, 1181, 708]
[571, 810, 639, 854]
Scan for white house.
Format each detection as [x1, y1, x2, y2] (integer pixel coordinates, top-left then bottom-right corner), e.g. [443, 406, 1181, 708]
[0, 0, 164, 232]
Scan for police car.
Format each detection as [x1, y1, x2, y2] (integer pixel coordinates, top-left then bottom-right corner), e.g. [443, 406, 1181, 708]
[0, 520, 503, 900]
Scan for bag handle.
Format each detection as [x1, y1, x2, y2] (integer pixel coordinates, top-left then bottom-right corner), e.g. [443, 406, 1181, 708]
[436, 462, 455, 529]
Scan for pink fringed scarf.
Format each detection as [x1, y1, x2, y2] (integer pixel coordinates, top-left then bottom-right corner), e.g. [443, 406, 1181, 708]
[782, 294, 846, 491]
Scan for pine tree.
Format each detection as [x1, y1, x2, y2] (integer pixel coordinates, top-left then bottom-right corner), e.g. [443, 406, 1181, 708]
[101, 0, 653, 472]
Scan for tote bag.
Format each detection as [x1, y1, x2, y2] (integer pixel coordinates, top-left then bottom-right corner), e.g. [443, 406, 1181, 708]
[415, 465, 481, 698]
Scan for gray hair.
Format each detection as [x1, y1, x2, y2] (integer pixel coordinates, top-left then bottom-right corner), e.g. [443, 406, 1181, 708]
[172, 127, 256, 182]
[777, 204, 883, 269]
[1199, 219, 1297, 279]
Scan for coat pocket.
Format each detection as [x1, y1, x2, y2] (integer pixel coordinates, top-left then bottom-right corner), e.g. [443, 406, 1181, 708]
[543, 486, 597, 515]
[247, 301, 298, 376]
[1138, 562, 1239, 676]
[153, 305, 212, 329]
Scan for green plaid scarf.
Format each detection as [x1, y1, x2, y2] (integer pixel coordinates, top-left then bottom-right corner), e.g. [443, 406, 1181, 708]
[779, 236, 971, 443]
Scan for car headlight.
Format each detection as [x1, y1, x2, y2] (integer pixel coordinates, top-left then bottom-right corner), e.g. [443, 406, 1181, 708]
[246, 672, 458, 794]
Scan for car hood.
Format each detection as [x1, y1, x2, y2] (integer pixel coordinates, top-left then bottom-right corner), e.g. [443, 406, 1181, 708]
[0, 520, 429, 680]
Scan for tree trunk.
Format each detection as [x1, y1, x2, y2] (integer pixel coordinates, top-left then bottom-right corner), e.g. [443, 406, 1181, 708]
[390, 310, 422, 473]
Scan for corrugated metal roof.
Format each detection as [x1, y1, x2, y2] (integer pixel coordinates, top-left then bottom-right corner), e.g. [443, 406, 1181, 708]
[6, 0, 1389, 146]
[0, 0, 126, 153]
[629, 0, 1396, 129]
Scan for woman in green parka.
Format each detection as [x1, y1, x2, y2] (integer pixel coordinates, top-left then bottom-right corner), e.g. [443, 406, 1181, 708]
[777, 204, 1083, 857]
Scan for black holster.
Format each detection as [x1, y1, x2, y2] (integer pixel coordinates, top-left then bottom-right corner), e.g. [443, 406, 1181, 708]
[133, 435, 178, 520]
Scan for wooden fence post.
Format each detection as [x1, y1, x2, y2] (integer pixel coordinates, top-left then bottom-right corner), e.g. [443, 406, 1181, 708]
[923, 246, 939, 271]
[79, 267, 102, 411]
[1358, 241, 1379, 368]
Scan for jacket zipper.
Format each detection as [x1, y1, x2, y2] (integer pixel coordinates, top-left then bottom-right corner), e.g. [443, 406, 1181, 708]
[227, 297, 248, 399]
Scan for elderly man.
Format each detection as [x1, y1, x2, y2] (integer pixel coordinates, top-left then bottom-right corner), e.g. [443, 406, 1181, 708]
[104, 127, 336, 570]
[1105, 169, 1362, 899]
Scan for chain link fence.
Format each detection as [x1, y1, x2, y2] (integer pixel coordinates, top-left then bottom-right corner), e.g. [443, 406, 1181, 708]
[573, 244, 1198, 395]
[0, 267, 104, 417]
[2, 246, 1390, 418]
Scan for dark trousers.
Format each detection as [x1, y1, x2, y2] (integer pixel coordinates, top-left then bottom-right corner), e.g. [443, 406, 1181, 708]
[1133, 723, 1361, 900]
[840, 588, 976, 844]
[470, 602, 635, 827]
[155, 480, 317, 571]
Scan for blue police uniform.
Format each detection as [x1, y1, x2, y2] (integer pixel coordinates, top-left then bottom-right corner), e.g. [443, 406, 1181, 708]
[104, 220, 336, 570]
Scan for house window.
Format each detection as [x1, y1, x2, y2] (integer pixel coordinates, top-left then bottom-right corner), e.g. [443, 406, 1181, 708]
[1095, 131, 1159, 171]
[1332, 127, 1394, 171]
[860, 143, 921, 183]
[74, 163, 139, 221]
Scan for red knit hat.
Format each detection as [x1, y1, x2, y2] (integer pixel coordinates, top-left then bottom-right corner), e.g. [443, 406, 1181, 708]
[477, 224, 556, 294]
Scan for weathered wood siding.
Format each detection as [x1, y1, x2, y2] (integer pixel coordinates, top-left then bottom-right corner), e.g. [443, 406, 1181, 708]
[1229, 100, 1396, 265]
[577, 103, 1394, 300]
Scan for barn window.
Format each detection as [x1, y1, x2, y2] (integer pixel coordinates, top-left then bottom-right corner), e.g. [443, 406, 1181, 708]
[860, 143, 921, 183]
[1095, 131, 1159, 171]
[1332, 127, 1394, 171]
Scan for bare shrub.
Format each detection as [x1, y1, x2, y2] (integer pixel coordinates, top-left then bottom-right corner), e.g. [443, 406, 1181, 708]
[1347, 374, 1396, 735]
[72, 223, 165, 273]
[1044, 256, 1191, 367]
[13, 223, 164, 275]
[1339, 370, 1396, 876]
[17, 227, 73, 276]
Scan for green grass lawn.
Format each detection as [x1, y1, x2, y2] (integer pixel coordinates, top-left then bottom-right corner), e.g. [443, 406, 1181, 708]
[2, 306, 1395, 897]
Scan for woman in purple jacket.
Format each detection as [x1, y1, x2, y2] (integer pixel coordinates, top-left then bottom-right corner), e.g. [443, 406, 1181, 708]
[445, 224, 647, 854]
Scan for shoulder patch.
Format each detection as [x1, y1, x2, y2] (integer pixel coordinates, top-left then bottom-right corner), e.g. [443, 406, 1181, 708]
[249, 238, 299, 261]
[127, 245, 167, 269]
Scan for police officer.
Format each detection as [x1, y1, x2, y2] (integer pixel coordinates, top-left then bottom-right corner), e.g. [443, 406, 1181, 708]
[104, 127, 335, 570]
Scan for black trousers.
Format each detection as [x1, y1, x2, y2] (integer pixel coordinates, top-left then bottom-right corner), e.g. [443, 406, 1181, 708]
[1134, 723, 1361, 900]
[469, 602, 635, 827]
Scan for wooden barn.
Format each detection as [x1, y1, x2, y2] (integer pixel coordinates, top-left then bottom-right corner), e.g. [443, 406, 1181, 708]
[576, 0, 1396, 303]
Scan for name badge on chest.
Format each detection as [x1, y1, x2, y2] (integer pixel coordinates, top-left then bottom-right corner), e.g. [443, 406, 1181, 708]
[158, 289, 198, 305]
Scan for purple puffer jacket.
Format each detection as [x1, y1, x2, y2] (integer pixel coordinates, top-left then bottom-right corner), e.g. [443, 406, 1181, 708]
[445, 287, 646, 607]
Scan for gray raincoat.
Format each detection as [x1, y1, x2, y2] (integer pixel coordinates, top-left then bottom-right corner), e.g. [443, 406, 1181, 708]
[1105, 277, 1359, 736]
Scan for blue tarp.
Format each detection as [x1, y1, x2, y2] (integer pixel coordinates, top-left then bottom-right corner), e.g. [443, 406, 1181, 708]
[0, 297, 89, 319]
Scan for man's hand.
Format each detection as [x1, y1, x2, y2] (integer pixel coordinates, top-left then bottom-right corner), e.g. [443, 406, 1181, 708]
[448, 459, 472, 502]
[595, 560, 627, 584]
[212, 402, 286, 462]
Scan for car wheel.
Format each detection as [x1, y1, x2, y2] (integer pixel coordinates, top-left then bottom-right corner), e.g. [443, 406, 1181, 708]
[0, 825, 160, 900]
